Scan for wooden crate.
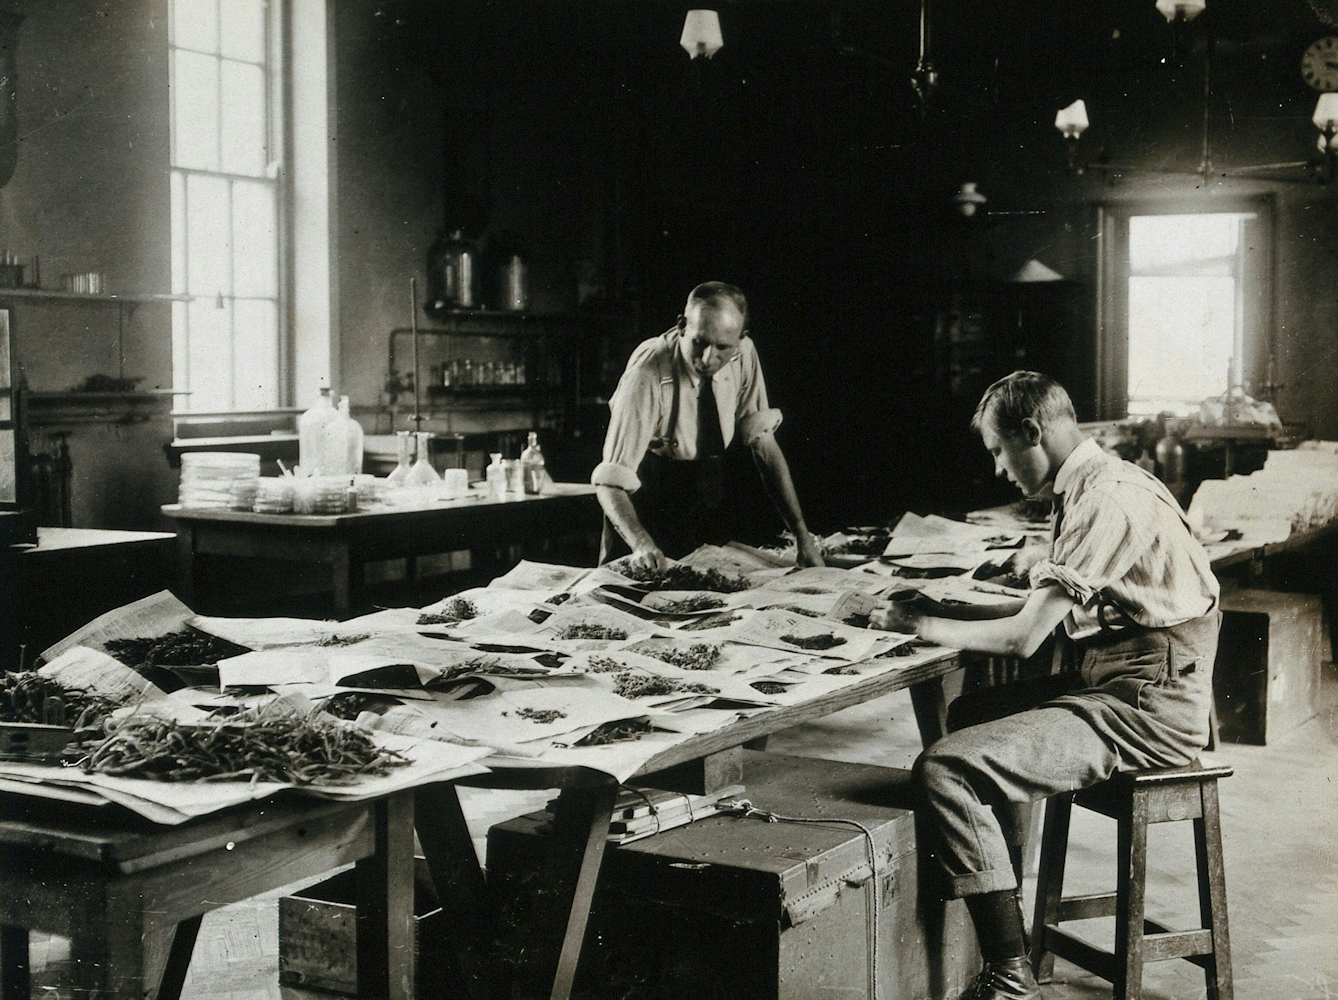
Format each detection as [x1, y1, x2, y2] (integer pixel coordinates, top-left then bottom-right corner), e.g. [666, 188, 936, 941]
[1215, 589, 1328, 745]
[487, 751, 980, 1000]
[278, 858, 449, 998]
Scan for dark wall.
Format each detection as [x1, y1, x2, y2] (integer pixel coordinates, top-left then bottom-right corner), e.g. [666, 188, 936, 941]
[336, 0, 1338, 535]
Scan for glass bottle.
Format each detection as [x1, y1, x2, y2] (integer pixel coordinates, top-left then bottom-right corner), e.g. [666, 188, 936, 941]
[298, 387, 336, 476]
[339, 395, 364, 476]
[485, 452, 507, 500]
[520, 431, 545, 494]
[406, 431, 441, 487]
[386, 430, 413, 487]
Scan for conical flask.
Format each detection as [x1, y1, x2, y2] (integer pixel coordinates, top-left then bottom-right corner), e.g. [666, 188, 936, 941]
[406, 431, 441, 487]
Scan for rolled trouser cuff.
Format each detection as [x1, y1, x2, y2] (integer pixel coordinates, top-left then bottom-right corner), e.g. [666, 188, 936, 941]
[950, 867, 1019, 898]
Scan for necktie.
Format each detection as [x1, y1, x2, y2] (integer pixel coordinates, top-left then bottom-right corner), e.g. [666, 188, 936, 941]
[697, 375, 725, 459]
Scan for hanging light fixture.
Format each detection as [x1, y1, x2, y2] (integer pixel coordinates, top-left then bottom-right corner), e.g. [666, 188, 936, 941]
[1054, 100, 1090, 172]
[680, 10, 724, 60]
[1155, 0, 1207, 21]
[953, 182, 987, 218]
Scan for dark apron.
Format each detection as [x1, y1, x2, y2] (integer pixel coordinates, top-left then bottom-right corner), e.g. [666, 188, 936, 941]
[599, 359, 727, 563]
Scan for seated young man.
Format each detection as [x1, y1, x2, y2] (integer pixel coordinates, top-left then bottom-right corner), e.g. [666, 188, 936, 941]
[878, 371, 1220, 1000]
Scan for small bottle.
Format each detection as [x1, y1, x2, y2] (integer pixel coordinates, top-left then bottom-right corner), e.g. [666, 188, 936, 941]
[504, 458, 523, 495]
[386, 430, 414, 487]
[406, 431, 441, 487]
[461, 359, 474, 388]
[520, 431, 545, 494]
[486, 452, 507, 500]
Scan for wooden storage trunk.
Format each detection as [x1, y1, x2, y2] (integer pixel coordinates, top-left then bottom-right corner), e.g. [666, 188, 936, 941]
[1216, 589, 1327, 744]
[487, 751, 979, 1000]
[278, 858, 449, 998]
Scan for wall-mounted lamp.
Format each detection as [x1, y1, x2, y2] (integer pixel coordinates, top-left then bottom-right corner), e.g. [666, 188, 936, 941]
[680, 10, 724, 59]
[1314, 92, 1338, 151]
[953, 182, 987, 218]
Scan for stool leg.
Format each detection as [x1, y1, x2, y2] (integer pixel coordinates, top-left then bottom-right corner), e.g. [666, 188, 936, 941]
[1114, 790, 1150, 1000]
[1195, 781, 1234, 1000]
[1029, 793, 1072, 984]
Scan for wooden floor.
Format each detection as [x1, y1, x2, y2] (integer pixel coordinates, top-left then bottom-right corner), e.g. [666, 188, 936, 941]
[24, 666, 1338, 1000]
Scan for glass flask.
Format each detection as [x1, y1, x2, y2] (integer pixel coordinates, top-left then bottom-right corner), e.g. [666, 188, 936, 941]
[406, 431, 441, 487]
[385, 430, 414, 488]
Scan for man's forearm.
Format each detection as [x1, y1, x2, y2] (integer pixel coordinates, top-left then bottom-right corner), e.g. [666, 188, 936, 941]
[595, 485, 658, 553]
[750, 433, 811, 539]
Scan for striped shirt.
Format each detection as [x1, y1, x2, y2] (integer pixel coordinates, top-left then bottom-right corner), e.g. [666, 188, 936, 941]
[591, 328, 782, 494]
[1029, 438, 1219, 640]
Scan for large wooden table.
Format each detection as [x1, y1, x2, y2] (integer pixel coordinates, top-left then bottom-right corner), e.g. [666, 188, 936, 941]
[162, 483, 601, 616]
[418, 646, 963, 1000]
[0, 791, 417, 1000]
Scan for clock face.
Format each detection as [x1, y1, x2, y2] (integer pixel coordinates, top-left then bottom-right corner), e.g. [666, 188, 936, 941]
[1302, 36, 1338, 92]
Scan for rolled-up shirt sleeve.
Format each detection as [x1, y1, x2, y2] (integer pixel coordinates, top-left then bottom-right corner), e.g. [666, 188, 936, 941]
[735, 341, 783, 446]
[1029, 488, 1154, 607]
[591, 362, 660, 493]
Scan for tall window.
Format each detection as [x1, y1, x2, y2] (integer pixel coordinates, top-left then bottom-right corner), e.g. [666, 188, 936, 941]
[1125, 213, 1253, 416]
[170, 0, 283, 413]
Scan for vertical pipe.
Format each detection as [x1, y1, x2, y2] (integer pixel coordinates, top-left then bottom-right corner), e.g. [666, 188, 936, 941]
[410, 278, 421, 429]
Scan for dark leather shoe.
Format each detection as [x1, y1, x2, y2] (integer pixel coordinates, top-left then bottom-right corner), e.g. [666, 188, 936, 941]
[958, 957, 1042, 1000]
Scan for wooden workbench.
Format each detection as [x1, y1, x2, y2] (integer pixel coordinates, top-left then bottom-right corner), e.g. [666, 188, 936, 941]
[0, 790, 417, 1000]
[163, 483, 601, 617]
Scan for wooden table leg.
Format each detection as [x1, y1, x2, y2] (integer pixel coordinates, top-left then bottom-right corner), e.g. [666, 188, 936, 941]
[909, 674, 951, 748]
[0, 925, 29, 1000]
[174, 526, 197, 608]
[548, 787, 615, 1000]
[329, 544, 366, 619]
[415, 783, 497, 1000]
[155, 915, 203, 1000]
[68, 883, 153, 1000]
[356, 790, 416, 1000]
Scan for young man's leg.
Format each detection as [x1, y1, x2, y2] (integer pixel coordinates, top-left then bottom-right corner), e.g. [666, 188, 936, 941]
[914, 705, 1119, 999]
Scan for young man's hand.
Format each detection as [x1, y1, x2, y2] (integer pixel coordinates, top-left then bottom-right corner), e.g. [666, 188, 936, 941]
[870, 600, 923, 635]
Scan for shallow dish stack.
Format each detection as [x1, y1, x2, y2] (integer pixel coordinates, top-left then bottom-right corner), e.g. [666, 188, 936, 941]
[178, 453, 261, 509]
[253, 477, 295, 513]
[292, 476, 350, 515]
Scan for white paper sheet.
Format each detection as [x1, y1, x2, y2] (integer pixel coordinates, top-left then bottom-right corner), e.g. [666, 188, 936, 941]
[42, 590, 196, 662]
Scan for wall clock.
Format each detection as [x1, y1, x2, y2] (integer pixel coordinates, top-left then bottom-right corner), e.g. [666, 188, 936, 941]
[1301, 36, 1338, 91]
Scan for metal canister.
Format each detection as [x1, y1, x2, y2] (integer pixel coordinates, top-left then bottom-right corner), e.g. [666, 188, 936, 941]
[503, 255, 528, 311]
[456, 248, 477, 307]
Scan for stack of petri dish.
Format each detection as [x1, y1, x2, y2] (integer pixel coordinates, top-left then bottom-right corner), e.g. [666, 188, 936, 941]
[292, 475, 350, 515]
[178, 453, 261, 509]
[253, 477, 295, 513]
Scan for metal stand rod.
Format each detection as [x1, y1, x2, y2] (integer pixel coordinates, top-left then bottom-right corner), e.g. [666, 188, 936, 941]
[410, 277, 422, 430]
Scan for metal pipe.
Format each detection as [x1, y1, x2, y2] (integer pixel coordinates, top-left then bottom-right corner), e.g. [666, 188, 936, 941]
[410, 277, 421, 430]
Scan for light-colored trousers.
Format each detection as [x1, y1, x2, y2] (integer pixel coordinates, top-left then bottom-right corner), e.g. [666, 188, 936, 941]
[914, 613, 1220, 898]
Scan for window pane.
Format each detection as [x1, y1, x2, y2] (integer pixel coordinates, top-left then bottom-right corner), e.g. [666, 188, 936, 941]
[1127, 276, 1235, 414]
[187, 298, 234, 411]
[172, 50, 220, 171]
[220, 60, 267, 177]
[171, 0, 218, 54]
[233, 299, 279, 410]
[170, 171, 187, 295]
[173, 300, 190, 403]
[232, 181, 277, 298]
[185, 174, 232, 297]
[220, 0, 267, 63]
[0, 430, 14, 503]
[1129, 214, 1249, 274]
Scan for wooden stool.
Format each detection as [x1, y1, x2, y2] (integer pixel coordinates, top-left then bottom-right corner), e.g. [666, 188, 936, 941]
[1029, 762, 1234, 1000]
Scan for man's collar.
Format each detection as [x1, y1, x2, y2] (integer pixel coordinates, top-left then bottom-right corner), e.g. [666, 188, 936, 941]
[1053, 437, 1102, 496]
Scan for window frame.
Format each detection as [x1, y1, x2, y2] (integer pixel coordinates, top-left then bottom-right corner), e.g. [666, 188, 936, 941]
[1095, 194, 1275, 420]
[168, 0, 293, 420]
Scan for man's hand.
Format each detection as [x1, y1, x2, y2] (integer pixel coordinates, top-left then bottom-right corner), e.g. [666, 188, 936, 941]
[870, 599, 923, 635]
[631, 545, 671, 573]
[795, 532, 825, 568]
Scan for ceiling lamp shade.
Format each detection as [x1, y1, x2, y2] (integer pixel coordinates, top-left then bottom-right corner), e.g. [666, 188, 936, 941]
[1012, 259, 1065, 283]
[1314, 93, 1338, 133]
[1155, 0, 1207, 21]
[953, 182, 987, 217]
[680, 10, 724, 59]
[1054, 99, 1090, 139]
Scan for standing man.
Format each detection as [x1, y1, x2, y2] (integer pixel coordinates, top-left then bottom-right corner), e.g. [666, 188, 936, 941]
[593, 281, 823, 570]
[877, 371, 1220, 1000]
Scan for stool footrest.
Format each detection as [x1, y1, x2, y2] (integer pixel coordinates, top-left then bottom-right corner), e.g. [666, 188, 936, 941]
[1041, 927, 1119, 983]
[1143, 928, 1215, 964]
[1057, 892, 1118, 922]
